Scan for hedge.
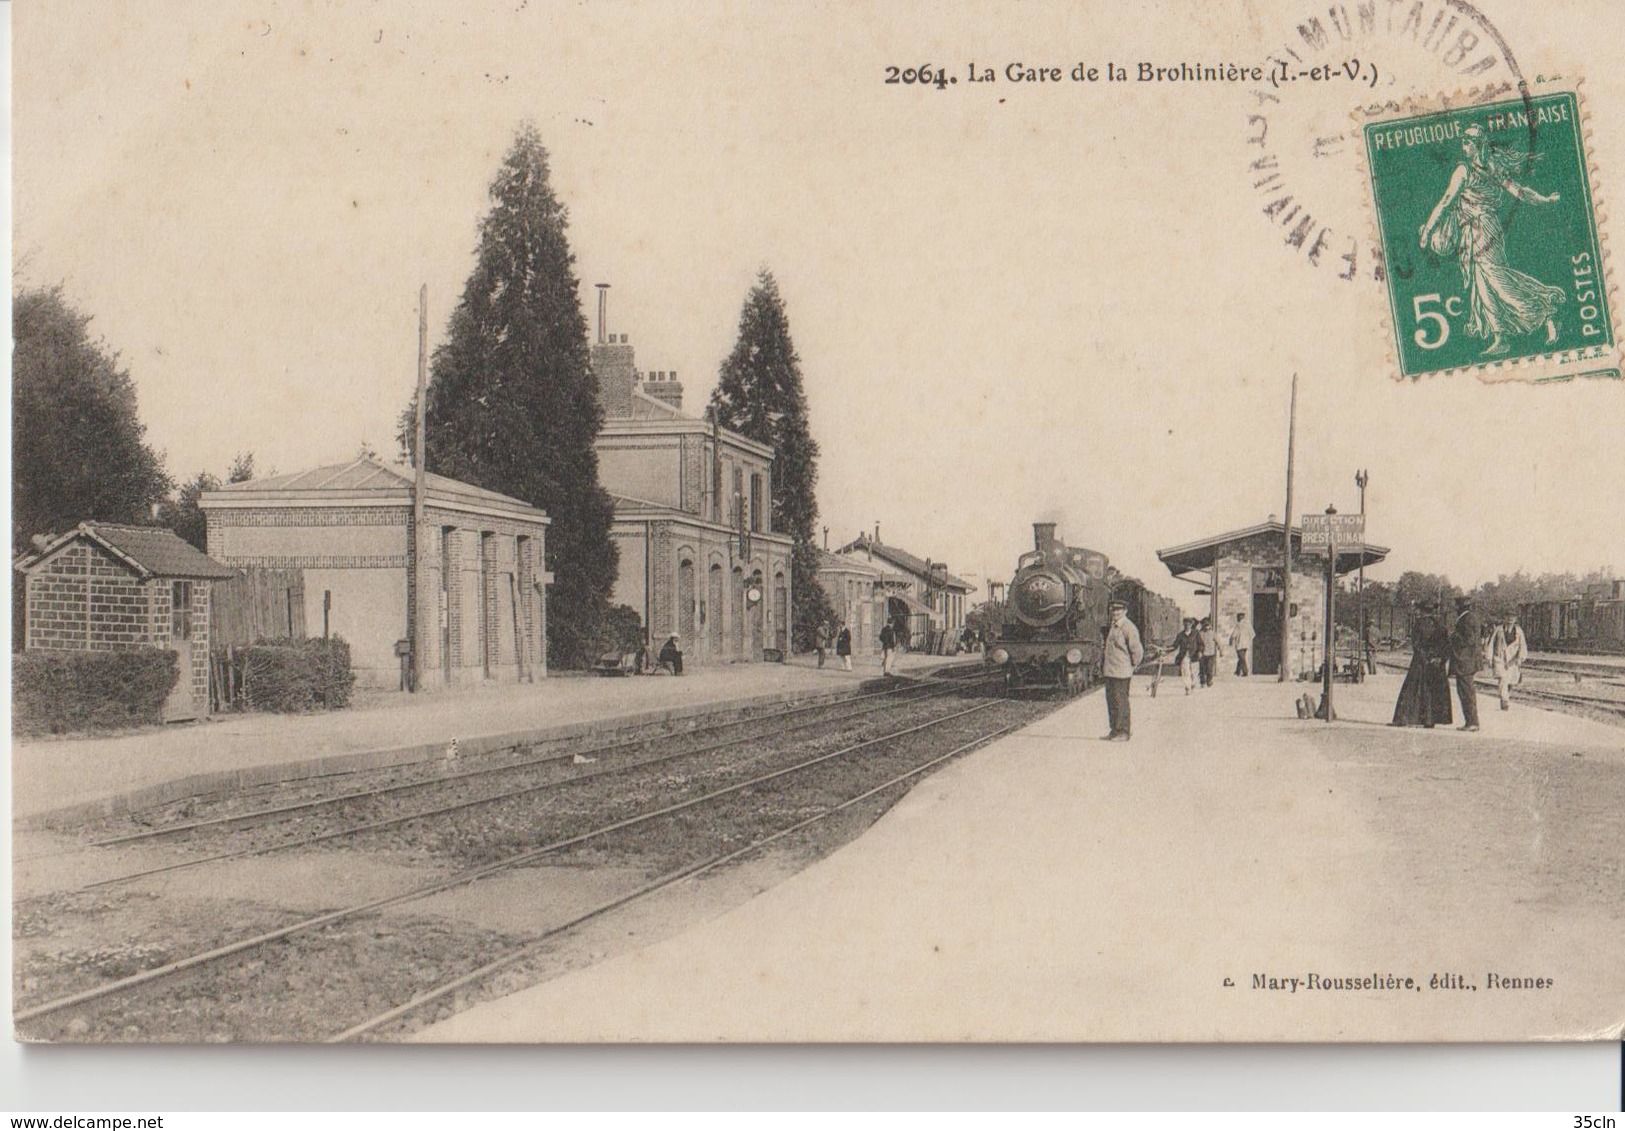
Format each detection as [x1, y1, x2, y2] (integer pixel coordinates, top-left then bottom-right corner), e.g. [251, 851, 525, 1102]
[223, 636, 355, 713]
[13, 648, 180, 736]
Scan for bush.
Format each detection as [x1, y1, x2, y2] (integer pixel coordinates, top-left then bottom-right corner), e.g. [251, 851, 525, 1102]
[593, 604, 647, 656]
[226, 636, 355, 713]
[13, 648, 179, 736]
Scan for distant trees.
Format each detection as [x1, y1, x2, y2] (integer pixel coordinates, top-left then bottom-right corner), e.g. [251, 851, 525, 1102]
[709, 270, 833, 650]
[402, 123, 618, 669]
[12, 287, 171, 553]
[157, 452, 256, 550]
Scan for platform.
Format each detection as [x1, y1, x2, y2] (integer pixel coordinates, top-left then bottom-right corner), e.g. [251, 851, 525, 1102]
[10, 650, 972, 826]
[415, 671, 1625, 1043]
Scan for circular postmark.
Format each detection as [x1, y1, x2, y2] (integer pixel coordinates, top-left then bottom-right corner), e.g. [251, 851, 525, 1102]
[1241, 0, 1527, 284]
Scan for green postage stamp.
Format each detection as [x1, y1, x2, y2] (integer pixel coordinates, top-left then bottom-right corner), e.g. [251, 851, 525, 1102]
[1361, 85, 1618, 382]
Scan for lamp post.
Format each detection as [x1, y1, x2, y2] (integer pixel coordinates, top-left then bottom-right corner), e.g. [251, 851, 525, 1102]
[1355, 469, 1369, 682]
[1318, 504, 1338, 722]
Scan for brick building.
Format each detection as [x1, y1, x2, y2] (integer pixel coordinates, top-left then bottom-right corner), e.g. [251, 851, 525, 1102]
[833, 532, 975, 650]
[592, 318, 793, 663]
[813, 548, 910, 658]
[1156, 520, 1388, 677]
[201, 459, 550, 689]
[14, 522, 236, 721]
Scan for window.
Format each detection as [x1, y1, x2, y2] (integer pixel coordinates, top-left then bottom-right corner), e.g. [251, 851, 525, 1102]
[750, 472, 763, 532]
[171, 581, 193, 641]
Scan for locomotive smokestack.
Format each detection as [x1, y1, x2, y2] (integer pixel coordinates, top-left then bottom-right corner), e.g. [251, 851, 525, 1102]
[1033, 522, 1057, 553]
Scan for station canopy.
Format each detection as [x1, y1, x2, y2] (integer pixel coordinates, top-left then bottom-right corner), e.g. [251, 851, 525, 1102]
[1156, 520, 1389, 581]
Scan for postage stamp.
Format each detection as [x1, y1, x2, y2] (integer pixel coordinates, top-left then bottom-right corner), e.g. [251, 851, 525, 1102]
[1359, 83, 1618, 382]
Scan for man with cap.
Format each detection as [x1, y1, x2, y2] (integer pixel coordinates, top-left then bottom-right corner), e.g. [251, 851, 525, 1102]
[1169, 617, 1201, 695]
[1102, 599, 1144, 740]
[657, 633, 684, 676]
[1449, 595, 1482, 730]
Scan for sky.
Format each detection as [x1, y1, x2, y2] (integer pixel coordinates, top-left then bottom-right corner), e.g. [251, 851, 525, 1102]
[13, 0, 1624, 610]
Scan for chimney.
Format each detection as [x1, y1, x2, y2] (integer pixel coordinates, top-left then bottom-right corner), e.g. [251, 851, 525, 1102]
[637, 367, 685, 412]
[588, 287, 636, 418]
[1033, 522, 1057, 554]
[874, 522, 881, 544]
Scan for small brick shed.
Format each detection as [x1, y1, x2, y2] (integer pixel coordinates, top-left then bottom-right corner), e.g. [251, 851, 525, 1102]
[15, 522, 236, 721]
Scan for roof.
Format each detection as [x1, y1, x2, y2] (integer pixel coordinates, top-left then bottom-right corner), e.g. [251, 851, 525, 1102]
[832, 536, 975, 592]
[1157, 520, 1389, 579]
[200, 458, 548, 523]
[15, 522, 236, 580]
[814, 548, 893, 578]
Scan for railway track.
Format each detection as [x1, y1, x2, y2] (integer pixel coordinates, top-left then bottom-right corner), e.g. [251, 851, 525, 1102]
[16, 673, 1052, 1041]
[15, 674, 977, 882]
[1376, 658, 1625, 723]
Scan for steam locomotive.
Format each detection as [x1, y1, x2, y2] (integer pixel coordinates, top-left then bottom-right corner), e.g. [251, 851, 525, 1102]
[987, 523, 1183, 694]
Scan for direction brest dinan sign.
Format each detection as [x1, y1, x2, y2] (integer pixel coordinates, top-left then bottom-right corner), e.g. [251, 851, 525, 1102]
[1300, 513, 1365, 555]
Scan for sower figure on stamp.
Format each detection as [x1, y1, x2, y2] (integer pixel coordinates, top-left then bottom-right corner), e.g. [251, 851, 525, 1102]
[1489, 612, 1528, 712]
[1449, 595, 1482, 731]
[1231, 612, 1253, 677]
[1102, 599, 1144, 742]
[1418, 123, 1566, 357]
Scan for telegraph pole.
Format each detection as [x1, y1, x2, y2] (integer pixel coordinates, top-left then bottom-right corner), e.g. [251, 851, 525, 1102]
[1317, 504, 1338, 721]
[1279, 374, 1298, 682]
[410, 285, 428, 693]
[1355, 468, 1369, 682]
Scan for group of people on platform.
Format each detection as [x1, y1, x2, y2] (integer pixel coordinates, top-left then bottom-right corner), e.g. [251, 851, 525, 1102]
[1391, 595, 1529, 729]
[1165, 612, 1257, 695]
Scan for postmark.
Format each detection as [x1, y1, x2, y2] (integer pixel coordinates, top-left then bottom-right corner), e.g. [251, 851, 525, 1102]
[1357, 81, 1618, 382]
[1242, 0, 1523, 284]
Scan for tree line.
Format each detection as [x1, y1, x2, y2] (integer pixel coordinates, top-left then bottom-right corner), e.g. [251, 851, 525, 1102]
[13, 123, 833, 668]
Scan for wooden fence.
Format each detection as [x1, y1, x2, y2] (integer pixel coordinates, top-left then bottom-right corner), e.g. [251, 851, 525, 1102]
[211, 567, 306, 649]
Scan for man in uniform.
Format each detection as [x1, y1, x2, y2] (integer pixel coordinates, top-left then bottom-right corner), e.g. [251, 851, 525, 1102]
[1102, 599, 1144, 741]
[1449, 595, 1482, 731]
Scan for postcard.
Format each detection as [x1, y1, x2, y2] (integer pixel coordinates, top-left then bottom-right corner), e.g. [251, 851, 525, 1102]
[11, 0, 1623, 1044]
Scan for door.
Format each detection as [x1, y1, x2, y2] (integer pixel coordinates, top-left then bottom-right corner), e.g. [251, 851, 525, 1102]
[163, 580, 203, 721]
[1252, 592, 1282, 676]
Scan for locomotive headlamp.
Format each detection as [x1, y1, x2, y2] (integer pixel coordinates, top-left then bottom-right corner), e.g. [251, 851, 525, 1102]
[990, 648, 1010, 665]
[1065, 647, 1084, 665]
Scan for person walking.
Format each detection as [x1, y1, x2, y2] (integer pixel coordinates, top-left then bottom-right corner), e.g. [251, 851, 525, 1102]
[814, 621, 830, 669]
[1170, 617, 1200, 695]
[879, 621, 898, 676]
[1232, 612, 1254, 677]
[1449, 595, 1482, 731]
[836, 621, 853, 671]
[1489, 613, 1527, 711]
[1101, 599, 1144, 741]
[1197, 617, 1218, 688]
[1364, 620, 1381, 675]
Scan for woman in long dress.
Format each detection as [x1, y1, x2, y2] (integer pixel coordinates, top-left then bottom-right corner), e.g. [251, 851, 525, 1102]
[1392, 604, 1452, 727]
[1418, 124, 1566, 356]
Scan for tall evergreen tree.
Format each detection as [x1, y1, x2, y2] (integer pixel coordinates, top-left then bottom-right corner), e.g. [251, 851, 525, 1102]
[406, 123, 617, 668]
[709, 269, 833, 651]
[12, 287, 172, 554]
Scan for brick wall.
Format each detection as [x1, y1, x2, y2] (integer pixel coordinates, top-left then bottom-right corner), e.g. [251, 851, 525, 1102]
[25, 542, 159, 652]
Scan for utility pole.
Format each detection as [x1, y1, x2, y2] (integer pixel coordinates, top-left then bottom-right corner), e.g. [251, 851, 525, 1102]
[1279, 374, 1298, 682]
[1317, 504, 1338, 722]
[410, 284, 428, 693]
[1355, 468, 1369, 682]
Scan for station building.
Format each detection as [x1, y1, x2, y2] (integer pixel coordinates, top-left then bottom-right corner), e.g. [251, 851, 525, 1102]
[813, 548, 911, 657]
[833, 532, 975, 650]
[591, 322, 793, 663]
[201, 459, 550, 690]
[1156, 519, 1387, 678]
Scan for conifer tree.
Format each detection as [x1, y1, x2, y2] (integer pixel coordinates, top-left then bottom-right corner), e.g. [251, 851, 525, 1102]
[12, 287, 172, 554]
[709, 270, 833, 651]
[407, 124, 618, 668]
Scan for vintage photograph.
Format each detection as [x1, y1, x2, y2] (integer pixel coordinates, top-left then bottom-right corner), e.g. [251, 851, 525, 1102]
[10, 0, 1624, 1046]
